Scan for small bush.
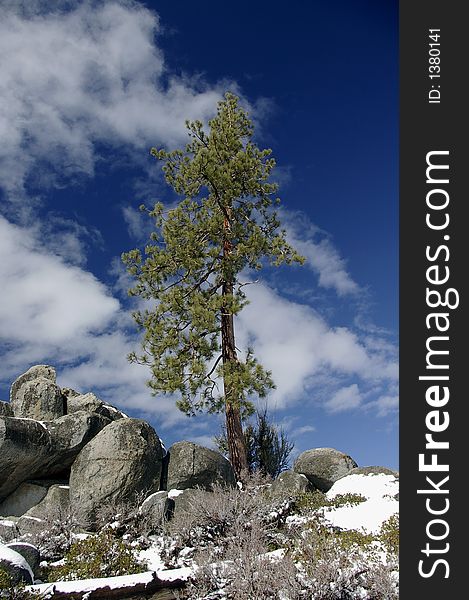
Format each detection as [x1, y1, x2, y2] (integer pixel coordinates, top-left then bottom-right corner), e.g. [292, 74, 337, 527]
[0, 569, 38, 600]
[296, 489, 330, 512]
[379, 513, 399, 555]
[27, 506, 81, 561]
[329, 493, 367, 508]
[48, 530, 147, 581]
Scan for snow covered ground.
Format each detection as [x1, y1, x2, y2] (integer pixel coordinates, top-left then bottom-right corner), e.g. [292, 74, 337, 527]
[324, 473, 399, 534]
[19, 472, 399, 599]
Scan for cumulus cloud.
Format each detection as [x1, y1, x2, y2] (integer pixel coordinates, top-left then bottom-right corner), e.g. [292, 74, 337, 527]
[0, 0, 398, 438]
[0, 216, 118, 345]
[0, 0, 226, 205]
[325, 384, 363, 413]
[0, 213, 397, 426]
[282, 210, 360, 297]
[236, 282, 397, 410]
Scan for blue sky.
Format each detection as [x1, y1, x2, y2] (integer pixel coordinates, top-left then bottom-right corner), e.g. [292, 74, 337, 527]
[0, 0, 398, 469]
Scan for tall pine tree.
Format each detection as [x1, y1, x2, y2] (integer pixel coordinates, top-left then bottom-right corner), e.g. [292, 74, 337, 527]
[122, 93, 303, 480]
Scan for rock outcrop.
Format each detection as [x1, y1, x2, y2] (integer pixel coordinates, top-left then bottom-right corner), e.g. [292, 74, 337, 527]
[0, 482, 49, 518]
[269, 470, 315, 495]
[293, 447, 358, 491]
[0, 412, 110, 501]
[167, 441, 236, 491]
[69, 418, 164, 529]
[66, 392, 127, 421]
[10, 365, 64, 421]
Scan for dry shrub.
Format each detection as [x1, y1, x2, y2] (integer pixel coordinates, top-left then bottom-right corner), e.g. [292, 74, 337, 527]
[185, 523, 301, 600]
[162, 474, 295, 568]
[25, 505, 81, 562]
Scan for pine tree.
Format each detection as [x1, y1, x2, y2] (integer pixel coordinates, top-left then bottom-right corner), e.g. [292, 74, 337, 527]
[122, 93, 303, 480]
[215, 408, 295, 479]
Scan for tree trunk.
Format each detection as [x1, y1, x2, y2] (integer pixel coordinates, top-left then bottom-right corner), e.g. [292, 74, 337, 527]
[221, 214, 249, 482]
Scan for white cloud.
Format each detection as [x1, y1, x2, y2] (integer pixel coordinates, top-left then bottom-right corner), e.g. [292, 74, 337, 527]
[0, 216, 118, 345]
[0, 0, 226, 205]
[295, 425, 316, 436]
[0, 213, 398, 431]
[0, 0, 398, 434]
[325, 384, 363, 413]
[236, 282, 398, 410]
[366, 394, 399, 417]
[282, 210, 360, 297]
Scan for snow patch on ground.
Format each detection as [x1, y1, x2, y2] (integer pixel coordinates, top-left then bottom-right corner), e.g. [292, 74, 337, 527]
[323, 474, 399, 534]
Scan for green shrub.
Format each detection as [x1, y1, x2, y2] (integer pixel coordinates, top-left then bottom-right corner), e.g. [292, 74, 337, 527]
[295, 489, 330, 512]
[335, 528, 375, 550]
[48, 530, 147, 582]
[0, 569, 38, 599]
[379, 513, 399, 555]
[329, 493, 367, 508]
[296, 490, 366, 513]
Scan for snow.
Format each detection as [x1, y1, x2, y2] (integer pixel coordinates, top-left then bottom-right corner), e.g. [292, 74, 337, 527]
[137, 544, 166, 572]
[27, 567, 193, 598]
[168, 489, 184, 498]
[18, 515, 42, 522]
[323, 474, 399, 534]
[0, 519, 16, 527]
[0, 544, 34, 581]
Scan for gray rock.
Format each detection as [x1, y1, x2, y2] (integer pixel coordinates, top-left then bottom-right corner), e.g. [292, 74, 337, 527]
[293, 447, 358, 492]
[10, 365, 56, 403]
[0, 543, 33, 585]
[43, 411, 111, 473]
[140, 491, 174, 528]
[270, 470, 315, 496]
[6, 543, 40, 576]
[342, 466, 399, 478]
[25, 485, 70, 521]
[15, 514, 46, 537]
[167, 441, 236, 491]
[0, 412, 110, 501]
[0, 482, 48, 518]
[61, 387, 81, 399]
[0, 519, 19, 542]
[0, 401, 13, 417]
[70, 419, 164, 529]
[170, 488, 213, 519]
[11, 377, 65, 421]
[67, 392, 126, 421]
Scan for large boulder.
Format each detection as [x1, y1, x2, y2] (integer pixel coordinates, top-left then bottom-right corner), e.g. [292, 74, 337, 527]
[10, 365, 65, 421]
[0, 482, 49, 518]
[5, 543, 40, 578]
[12, 378, 65, 421]
[66, 392, 127, 421]
[0, 543, 34, 585]
[70, 419, 164, 529]
[0, 412, 110, 501]
[10, 365, 56, 404]
[293, 447, 358, 492]
[25, 485, 70, 521]
[16, 485, 70, 537]
[140, 491, 174, 529]
[269, 470, 315, 496]
[167, 441, 236, 491]
[342, 466, 398, 478]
